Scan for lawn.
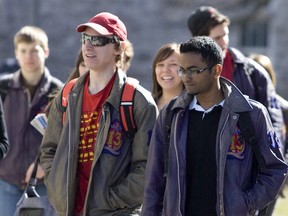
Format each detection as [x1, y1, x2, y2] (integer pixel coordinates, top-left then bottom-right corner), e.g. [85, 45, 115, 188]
[273, 184, 288, 216]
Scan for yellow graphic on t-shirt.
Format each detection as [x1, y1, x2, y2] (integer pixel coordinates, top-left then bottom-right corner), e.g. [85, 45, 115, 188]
[78, 110, 99, 163]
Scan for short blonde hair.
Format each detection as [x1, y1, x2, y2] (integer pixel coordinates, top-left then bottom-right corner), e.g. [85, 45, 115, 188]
[249, 54, 277, 86]
[14, 26, 49, 51]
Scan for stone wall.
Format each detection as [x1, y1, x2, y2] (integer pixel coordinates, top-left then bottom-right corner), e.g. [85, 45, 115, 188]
[0, 0, 287, 98]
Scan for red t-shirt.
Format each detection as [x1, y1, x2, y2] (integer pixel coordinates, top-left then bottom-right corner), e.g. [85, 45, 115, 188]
[74, 74, 116, 214]
[221, 50, 234, 82]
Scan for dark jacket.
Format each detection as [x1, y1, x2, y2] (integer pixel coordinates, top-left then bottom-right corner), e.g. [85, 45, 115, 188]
[142, 78, 288, 216]
[0, 98, 9, 159]
[0, 68, 63, 188]
[230, 47, 284, 146]
[40, 71, 158, 216]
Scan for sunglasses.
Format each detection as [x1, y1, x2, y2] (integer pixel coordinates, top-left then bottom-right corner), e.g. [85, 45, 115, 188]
[81, 33, 116, 46]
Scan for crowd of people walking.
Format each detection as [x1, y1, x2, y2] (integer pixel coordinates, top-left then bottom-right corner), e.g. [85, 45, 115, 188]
[0, 5, 287, 216]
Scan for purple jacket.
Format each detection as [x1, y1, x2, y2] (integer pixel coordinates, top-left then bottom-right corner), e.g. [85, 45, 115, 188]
[142, 78, 288, 216]
[229, 48, 284, 146]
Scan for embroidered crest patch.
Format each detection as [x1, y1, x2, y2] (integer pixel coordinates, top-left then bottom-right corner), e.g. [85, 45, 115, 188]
[103, 120, 124, 156]
[227, 127, 245, 159]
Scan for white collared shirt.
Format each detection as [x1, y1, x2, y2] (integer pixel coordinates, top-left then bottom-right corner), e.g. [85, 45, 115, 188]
[189, 97, 225, 119]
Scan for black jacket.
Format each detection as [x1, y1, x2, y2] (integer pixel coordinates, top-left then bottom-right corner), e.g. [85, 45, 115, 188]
[0, 98, 8, 159]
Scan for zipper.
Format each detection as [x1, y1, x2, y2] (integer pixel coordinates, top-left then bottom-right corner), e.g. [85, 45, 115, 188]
[218, 113, 237, 216]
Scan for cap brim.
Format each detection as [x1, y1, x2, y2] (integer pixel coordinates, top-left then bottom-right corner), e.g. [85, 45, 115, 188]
[76, 23, 113, 36]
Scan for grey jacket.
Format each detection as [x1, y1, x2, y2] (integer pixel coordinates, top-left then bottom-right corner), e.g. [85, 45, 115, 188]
[142, 78, 287, 216]
[40, 71, 158, 216]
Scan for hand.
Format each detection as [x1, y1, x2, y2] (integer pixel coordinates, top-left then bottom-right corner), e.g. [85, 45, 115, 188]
[25, 162, 45, 183]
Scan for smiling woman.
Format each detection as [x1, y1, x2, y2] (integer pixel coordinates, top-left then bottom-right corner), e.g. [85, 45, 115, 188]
[151, 42, 185, 110]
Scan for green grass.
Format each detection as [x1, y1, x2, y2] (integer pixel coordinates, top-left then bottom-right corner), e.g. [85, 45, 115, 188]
[273, 185, 288, 216]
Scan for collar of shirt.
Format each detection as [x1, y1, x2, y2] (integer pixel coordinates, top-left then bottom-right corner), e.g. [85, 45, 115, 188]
[189, 97, 225, 118]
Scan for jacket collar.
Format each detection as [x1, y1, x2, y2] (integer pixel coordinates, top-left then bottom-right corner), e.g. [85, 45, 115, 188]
[10, 67, 53, 92]
[228, 47, 246, 65]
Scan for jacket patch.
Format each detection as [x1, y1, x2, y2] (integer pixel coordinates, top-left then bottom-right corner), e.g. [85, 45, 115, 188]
[227, 127, 245, 159]
[270, 96, 280, 109]
[268, 131, 281, 149]
[103, 120, 124, 156]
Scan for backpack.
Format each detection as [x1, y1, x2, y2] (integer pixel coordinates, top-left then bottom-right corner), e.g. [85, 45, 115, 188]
[61, 77, 139, 138]
[163, 98, 268, 215]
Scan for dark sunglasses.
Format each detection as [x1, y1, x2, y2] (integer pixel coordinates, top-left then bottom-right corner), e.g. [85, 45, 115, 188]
[81, 33, 116, 46]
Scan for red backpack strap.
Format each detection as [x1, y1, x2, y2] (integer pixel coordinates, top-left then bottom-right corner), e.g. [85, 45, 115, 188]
[61, 78, 78, 124]
[120, 77, 139, 137]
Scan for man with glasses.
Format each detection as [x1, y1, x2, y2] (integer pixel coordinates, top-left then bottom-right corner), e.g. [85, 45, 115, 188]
[40, 12, 157, 216]
[141, 36, 287, 216]
[186, 6, 285, 156]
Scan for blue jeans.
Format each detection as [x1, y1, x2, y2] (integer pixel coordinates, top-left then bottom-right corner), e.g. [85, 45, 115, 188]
[0, 179, 47, 216]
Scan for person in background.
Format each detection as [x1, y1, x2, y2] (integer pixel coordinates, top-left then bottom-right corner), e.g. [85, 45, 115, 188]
[0, 58, 19, 74]
[249, 53, 288, 216]
[0, 99, 9, 160]
[187, 6, 284, 148]
[67, 49, 88, 81]
[40, 12, 157, 216]
[43, 49, 87, 116]
[141, 36, 288, 216]
[0, 25, 63, 216]
[120, 39, 134, 74]
[151, 42, 185, 110]
[249, 53, 288, 155]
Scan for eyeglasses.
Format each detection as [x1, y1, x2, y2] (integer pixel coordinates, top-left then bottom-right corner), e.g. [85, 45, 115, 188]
[81, 33, 116, 46]
[177, 66, 213, 77]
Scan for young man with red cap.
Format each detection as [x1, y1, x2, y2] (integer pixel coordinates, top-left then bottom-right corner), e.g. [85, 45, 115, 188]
[40, 12, 158, 216]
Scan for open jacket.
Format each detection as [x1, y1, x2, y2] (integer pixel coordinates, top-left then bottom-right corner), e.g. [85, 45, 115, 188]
[142, 78, 287, 216]
[40, 71, 158, 216]
[229, 47, 284, 147]
[0, 68, 63, 188]
[0, 98, 9, 159]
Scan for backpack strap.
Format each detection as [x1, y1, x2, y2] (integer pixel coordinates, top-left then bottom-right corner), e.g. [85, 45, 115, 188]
[238, 111, 266, 172]
[120, 77, 139, 138]
[61, 77, 139, 138]
[163, 98, 178, 177]
[61, 78, 78, 124]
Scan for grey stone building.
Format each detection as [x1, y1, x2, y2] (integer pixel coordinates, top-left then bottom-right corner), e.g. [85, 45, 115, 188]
[0, 0, 287, 98]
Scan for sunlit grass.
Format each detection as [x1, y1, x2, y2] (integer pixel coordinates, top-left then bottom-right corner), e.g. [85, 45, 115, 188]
[273, 185, 288, 216]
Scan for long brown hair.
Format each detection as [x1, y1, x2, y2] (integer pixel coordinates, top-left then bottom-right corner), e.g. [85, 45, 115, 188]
[151, 42, 184, 102]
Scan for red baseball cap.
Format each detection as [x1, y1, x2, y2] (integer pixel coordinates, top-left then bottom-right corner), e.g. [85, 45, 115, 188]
[76, 12, 127, 41]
